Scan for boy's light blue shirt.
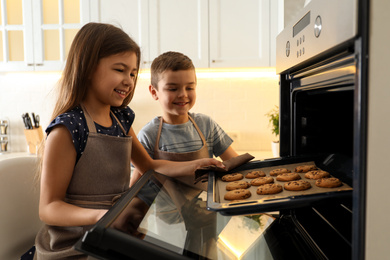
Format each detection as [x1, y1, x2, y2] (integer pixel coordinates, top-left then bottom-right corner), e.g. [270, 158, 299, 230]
[137, 112, 233, 159]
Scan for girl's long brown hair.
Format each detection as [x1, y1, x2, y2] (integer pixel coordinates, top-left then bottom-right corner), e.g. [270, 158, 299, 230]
[36, 23, 141, 182]
[53, 22, 141, 120]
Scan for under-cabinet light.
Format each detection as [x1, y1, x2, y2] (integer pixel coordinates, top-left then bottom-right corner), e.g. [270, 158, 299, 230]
[138, 67, 278, 80]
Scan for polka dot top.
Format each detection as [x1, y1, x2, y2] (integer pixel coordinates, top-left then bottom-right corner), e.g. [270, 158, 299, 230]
[46, 106, 135, 162]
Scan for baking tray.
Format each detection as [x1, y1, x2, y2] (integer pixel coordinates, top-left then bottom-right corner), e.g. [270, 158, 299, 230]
[207, 154, 353, 215]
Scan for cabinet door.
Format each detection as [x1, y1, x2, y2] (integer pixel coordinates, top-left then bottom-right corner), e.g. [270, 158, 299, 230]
[209, 0, 270, 68]
[148, 0, 209, 68]
[0, 0, 32, 71]
[0, 0, 91, 72]
[32, 0, 91, 71]
[97, 0, 149, 69]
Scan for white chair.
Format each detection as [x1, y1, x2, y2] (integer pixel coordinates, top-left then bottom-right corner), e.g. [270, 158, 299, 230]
[0, 156, 43, 259]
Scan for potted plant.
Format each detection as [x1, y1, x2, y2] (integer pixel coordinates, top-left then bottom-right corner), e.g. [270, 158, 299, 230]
[265, 106, 279, 157]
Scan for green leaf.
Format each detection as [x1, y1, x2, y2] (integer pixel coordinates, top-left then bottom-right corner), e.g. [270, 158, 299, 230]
[265, 106, 279, 137]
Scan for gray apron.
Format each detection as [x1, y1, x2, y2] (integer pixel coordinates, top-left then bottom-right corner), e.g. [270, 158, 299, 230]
[154, 116, 216, 256]
[35, 104, 132, 259]
[154, 115, 209, 191]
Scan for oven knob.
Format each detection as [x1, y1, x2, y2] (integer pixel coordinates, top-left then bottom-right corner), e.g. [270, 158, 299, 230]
[314, 15, 322, 38]
[286, 41, 290, 57]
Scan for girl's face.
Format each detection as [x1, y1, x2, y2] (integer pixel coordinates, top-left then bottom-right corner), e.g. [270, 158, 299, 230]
[88, 51, 138, 108]
[150, 69, 197, 124]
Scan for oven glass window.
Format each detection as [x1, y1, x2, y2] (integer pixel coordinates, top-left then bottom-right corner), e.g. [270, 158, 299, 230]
[293, 87, 354, 157]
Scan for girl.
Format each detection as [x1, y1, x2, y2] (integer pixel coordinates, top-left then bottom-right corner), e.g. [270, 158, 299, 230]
[34, 23, 223, 259]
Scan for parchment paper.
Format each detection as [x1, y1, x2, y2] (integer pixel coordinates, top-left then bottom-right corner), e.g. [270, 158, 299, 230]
[214, 161, 353, 204]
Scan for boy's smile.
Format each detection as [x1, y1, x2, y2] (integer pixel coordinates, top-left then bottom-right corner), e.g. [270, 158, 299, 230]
[150, 69, 197, 125]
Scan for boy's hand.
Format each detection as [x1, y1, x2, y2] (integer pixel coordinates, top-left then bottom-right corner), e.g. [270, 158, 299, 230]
[194, 153, 255, 183]
[196, 158, 225, 170]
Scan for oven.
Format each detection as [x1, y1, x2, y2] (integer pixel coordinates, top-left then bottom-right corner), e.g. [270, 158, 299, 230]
[275, 0, 367, 259]
[75, 0, 368, 259]
[208, 0, 367, 258]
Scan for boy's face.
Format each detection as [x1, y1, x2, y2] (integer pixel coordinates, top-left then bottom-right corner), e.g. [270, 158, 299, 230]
[150, 69, 196, 124]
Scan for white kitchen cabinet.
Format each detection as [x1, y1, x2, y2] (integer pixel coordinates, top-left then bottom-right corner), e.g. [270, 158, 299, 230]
[96, 0, 149, 68]
[209, 0, 274, 68]
[0, 0, 92, 72]
[97, 0, 208, 69]
[147, 0, 209, 68]
[96, 0, 282, 69]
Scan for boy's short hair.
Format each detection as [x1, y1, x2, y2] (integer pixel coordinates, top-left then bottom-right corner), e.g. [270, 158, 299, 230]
[151, 51, 195, 88]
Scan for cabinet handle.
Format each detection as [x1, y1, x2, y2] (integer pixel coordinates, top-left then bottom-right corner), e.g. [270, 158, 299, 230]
[211, 59, 223, 63]
[143, 61, 152, 64]
[27, 64, 34, 66]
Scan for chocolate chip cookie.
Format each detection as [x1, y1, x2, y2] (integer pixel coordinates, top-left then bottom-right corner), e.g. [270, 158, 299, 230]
[245, 170, 266, 179]
[256, 183, 283, 195]
[284, 180, 312, 191]
[224, 189, 252, 200]
[226, 180, 251, 191]
[315, 177, 342, 188]
[270, 168, 291, 176]
[250, 176, 274, 186]
[294, 165, 317, 173]
[305, 170, 330, 180]
[276, 172, 301, 182]
[221, 173, 243, 182]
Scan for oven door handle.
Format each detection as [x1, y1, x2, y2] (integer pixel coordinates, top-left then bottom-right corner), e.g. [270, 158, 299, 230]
[292, 54, 355, 79]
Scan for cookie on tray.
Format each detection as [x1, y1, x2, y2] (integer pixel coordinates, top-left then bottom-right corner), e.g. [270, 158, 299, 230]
[276, 172, 301, 182]
[250, 176, 274, 186]
[270, 168, 291, 176]
[226, 180, 251, 191]
[245, 170, 266, 179]
[224, 189, 252, 200]
[284, 180, 312, 191]
[221, 173, 243, 182]
[305, 170, 330, 180]
[294, 165, 317, 173]
[315, 177, 342, 188]
[256, 183, 283, 195]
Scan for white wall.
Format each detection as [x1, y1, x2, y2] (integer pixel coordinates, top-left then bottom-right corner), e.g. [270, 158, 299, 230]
[0, 73, 59, 153]
[365, 0, 390, 258]
[0, 71, 279, 153]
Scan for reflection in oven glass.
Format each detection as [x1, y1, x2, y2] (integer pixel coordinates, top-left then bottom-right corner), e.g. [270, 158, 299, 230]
[217, 214, 275, 259]
[108, 177, 277, 259]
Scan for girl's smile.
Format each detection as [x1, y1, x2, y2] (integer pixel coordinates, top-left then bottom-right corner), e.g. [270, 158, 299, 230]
[88, 51, 138, 108]
[114, 89, 129, 99]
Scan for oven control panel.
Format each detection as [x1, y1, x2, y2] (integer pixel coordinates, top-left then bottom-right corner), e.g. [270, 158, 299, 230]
[276, 0, 357, 74]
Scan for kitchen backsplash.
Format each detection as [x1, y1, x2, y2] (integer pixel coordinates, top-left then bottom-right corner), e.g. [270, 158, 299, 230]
[0, 70, 279, 153]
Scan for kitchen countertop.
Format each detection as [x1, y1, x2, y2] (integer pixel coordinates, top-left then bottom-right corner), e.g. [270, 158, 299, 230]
[0, 152, 37, 162]
[236, 150, 275, 161]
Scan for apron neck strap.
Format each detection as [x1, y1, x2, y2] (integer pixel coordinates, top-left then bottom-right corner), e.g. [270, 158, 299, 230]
[154, 115, 207, 152]
[80, 103, 96, 133]
[80, 103, 128, 136]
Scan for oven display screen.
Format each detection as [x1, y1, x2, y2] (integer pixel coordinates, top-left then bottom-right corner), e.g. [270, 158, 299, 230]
[293, 11, 310, 37]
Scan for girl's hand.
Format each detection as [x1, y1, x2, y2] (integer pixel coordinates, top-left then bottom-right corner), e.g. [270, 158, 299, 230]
[95, 209, 109, 223]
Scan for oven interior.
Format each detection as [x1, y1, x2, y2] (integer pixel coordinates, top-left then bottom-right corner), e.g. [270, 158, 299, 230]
[293, 86, 354, 161]
[272, 51, 355, 259]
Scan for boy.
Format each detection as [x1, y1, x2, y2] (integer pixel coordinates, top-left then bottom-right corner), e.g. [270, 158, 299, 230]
[131, 51, 238, 188]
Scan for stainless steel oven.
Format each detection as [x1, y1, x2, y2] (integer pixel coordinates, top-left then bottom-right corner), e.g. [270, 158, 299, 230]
[275, 0, 368, 259]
